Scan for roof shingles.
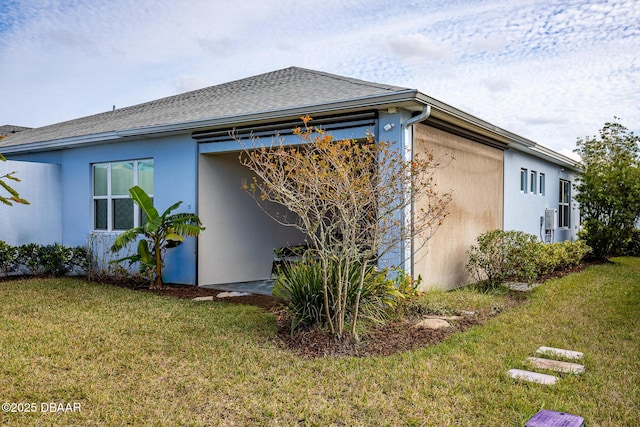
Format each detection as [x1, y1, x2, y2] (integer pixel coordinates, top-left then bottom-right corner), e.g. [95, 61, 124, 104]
[1, 67, 409, 148]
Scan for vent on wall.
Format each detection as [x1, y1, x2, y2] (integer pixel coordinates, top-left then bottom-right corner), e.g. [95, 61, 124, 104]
[191, 111, 377, 143]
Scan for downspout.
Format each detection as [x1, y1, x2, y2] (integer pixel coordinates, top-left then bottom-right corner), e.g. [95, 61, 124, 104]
[400, 105, 432, 277]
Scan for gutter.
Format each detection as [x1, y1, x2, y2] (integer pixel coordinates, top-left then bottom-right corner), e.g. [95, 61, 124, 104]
[399, 105, 432, 276]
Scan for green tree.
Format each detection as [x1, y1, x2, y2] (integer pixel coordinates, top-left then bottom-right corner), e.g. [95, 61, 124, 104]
[239, 116, 452, 339]
[1, 135, 29, 206]
[574, 119, 640, 259]
[111, 186, 205, 289]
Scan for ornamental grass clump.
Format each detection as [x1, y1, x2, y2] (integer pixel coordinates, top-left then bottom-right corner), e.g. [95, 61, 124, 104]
[273, 259, 402, 334]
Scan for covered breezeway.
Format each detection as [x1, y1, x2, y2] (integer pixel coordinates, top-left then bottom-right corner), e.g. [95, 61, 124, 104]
[197, 151, 306, 286]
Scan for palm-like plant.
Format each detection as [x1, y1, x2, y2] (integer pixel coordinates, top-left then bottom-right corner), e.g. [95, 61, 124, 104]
[111, 186, 205, 289]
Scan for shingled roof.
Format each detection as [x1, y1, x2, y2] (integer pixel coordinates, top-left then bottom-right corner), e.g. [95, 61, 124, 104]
[1, 67, 410, 149]
[0, 125, 31, 136]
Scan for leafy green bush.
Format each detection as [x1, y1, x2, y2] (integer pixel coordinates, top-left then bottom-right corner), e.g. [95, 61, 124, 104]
[0, 240, 18, 276]
[467, 230, 592, 287]
[536, 240, 591, 275]
[273, 259, 401, 333]
[39, 244, 88, 277]
[466, 230, 540, 286]
[15, 243, 88, 277]
[620, 229, 640, 256]
[17, 243, 44, 275]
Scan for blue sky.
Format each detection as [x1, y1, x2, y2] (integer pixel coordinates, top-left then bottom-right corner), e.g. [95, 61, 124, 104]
[0, 0, 638, 158]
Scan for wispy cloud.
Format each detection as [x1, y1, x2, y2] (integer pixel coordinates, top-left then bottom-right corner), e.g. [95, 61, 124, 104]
[0, 0, 638, 156]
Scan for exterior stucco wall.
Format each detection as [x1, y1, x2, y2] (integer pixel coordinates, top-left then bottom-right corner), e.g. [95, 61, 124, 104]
[413, 124, 504, 289]
[8, 134, 198, 284]
[198, 152, 306, 285]
[0, 160, 62, 245]
[503, 149, 580, 242]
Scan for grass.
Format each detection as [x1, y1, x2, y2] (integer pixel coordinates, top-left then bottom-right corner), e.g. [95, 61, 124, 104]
[1, 258, 639, 426]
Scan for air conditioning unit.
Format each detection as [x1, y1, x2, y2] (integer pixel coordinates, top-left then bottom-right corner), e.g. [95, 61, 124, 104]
[545, 209, 558, 231]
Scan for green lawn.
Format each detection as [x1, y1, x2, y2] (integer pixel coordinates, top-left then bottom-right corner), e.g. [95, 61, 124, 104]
[1, 259, 638, 426]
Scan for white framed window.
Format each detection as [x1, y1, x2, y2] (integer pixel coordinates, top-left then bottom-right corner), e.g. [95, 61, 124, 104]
[530, 170, 537, 194]
[93, 159, 154, 231]
[520, 168, 528, 193]
[539, 173, 546, 196]
[559, 179, 570, 228]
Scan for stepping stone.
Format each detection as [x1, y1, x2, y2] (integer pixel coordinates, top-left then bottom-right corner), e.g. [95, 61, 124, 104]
[216, 291, 251, 298]
[525, 409, 585, 427]
[536, 346, 583, 360]
[423, 315, 463, 321]
[527, 357, 585, 374]
[414, 318, 451, 329]
[507, 369, 558, 385]
[192, 296, 214, 301]
[505, 282, 542, 292]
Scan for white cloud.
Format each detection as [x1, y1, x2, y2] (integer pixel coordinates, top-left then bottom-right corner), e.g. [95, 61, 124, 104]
[0, 0, 638, 157]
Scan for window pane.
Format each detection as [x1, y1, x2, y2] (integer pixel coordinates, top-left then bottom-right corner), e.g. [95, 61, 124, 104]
[540, 174, 545, 195]
[112, 162, 134, 196]
[94, 199, 108, 230]
[530, 171, 536, 193]
[560, 181, 570, 203]
[93, 164, 108, 196]
[113, 199, 134, 230]
[138, 159, 154, 194]
[520, 169, 527, 192]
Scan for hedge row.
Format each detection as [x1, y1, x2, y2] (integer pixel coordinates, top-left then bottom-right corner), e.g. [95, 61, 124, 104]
[0, 241, 87, 277]
[466, 230, 591, 287]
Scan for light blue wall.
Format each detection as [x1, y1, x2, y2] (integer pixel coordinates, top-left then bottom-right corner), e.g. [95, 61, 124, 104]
[9, 134, 199, 284]
[0, 160, 62, 245]
[504, 149, 579, 242]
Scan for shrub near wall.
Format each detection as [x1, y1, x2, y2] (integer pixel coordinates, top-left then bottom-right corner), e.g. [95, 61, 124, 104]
[0, 241, 87, 277]
[467, 230, 591, 287]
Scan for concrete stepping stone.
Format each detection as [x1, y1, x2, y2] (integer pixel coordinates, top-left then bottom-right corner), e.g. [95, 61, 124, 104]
[414, 318, 451, 329]
[526, 357, 585, 374]
[192, 296, 214, 301]
[536, 346, 583, 360]
[216, 291, 251, 298]
[507, 369, 558, 385]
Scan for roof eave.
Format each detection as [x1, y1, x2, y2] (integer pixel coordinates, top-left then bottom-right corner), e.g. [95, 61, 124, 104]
[0, 131, 121, 154]
[115, 89, 421, 137]
[1, 90, 422, 154]
[414, 92, 537, 148]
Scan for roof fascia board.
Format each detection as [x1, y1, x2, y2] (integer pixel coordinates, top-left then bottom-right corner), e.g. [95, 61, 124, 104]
[414, 92, 538, 147]
[0, 132, 121, 154]
[527, 144, 582, 171]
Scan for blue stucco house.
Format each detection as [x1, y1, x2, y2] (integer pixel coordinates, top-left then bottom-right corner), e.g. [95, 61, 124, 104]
[0, 67, 580, 289]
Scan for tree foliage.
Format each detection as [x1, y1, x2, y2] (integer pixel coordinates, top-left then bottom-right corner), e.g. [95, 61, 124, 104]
[574, 119, 640, 259]
[111, 186, 205, 289]
[239, 116, 452, 339]
[0, 135, 29, 206]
